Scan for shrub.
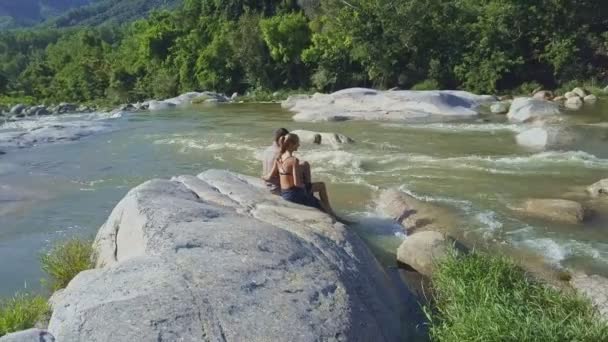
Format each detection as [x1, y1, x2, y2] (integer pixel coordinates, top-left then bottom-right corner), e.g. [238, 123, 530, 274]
[0, 294, 49, 337]
[426, 252, 608, 341]
[40, 238, 94, 291]
[411, 79, 440, 91]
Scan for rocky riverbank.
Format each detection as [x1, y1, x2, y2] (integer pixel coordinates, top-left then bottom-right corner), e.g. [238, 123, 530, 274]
[3, 170, 407, 341]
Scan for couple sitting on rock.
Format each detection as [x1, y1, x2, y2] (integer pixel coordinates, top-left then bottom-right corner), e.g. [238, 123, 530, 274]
[262, 128, 341, 220]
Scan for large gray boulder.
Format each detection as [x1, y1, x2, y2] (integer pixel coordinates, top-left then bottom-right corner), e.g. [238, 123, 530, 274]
[396, 231, 453, 277]
[48, 170, 402, 341]
[291, 129, 354, 146]
[565, 96, 583, 110]
[0, 329, 55, 342]
[284, 88, 495, 122]
[507, 97, 561, 123]
[519, 199, 587, 224]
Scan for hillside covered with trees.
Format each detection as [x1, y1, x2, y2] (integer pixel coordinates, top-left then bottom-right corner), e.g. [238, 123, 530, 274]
[0, 0, 607, 105]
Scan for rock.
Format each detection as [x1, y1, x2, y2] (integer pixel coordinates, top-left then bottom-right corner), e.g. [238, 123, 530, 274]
[572, 87, 587, 98]
[498, 95, 513, 101]
[231, 92, 238, 100]
[520, 199, 587, 224]
[0, 329, 55, 342]
[396, 231, 453, 277]
[565, 96, 584, 110]
[570, 273, 608, 319]
[587, 179, 608, 197]
[515, 127, 571, 149]
[167, 92, 229, 106]
[583, 94, 598, 104]
[376, 188, 458, 232]
[506, 97, 561, 123]
[284, 88, 496, 122]
[533, 90, 553, 100]
[272, 91, 281, 98]
[490, 101, 510, 114]
[553, 96, 565, 102]
[57, 103, 77, 114]
[48, 171, 402, 341]
[604, 86, 608, 93]
[147, 100, 176, 111]
[291, 129, 354, 146]
[564, 91, 578, 99]
[10, 104, 26, 115]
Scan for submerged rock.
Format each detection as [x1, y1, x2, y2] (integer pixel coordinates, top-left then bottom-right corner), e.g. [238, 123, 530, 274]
[284, 88, 495, 122]
[376, 188, 458, 232]
[515, 126, 575, 149]
[565, 96, 583, 110]
[291, 129, 354, 146]
[507, 97, 560, 123]
[520, 199, 587, 224]
[396, 231, 453, 277]
[588, 179, 608, 197]
[0, 329, 55, 342]
[583, 94, 598, 104]
[49, 170, 402, 341]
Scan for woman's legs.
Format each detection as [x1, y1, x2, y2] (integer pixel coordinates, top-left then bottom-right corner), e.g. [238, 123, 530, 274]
[311, 182, 336, 217]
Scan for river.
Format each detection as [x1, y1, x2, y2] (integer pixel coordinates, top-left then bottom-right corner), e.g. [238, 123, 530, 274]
[1, 102, 607, 297]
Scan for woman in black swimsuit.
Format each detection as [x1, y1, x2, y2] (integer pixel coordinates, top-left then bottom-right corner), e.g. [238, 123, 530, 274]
[264, 133, 338, 218]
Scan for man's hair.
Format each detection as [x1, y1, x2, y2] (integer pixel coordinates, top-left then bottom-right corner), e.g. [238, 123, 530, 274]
[274, 128, 289, 144]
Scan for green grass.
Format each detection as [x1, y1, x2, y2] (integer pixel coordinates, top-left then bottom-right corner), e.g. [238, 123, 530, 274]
[40, 238, 95, 291]
[0, 294, 49, 337]
[426, 252, 608, 342]
[411, 79, 441, 91]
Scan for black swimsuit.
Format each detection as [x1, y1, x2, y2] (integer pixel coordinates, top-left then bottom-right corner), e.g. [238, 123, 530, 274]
[278, 157, 321, 210]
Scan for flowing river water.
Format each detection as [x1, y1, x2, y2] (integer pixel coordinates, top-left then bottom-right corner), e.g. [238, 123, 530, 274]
[1, 102, 608, 297]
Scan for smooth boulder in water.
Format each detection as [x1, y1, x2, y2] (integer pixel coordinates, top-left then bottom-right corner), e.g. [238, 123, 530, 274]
[376, 188, 460, 233]
[48, 170, 402, 341]
[396, 231, 453, 277]
[515, 126, 575, 150]
[506, 97, 561, 123]
[284, 88, 495, 122]
[584, 94, 598, 104]
[490, 101, 510, 114]
[588, 179, 608, 197]
[9, 104, 26, 115]
[565, 96, 584, 110]
[519, 198, 587, 224]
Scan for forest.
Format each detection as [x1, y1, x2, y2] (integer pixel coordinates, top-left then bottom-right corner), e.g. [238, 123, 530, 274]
[0, 0, 607, 104]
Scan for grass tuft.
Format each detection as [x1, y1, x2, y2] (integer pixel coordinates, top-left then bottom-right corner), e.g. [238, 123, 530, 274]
[40, 238, 94, 291]
[0, 294, 49, 337]
[426, 252, 608, 341]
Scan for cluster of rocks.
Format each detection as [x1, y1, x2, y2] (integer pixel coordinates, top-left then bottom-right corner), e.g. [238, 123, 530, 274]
[2, 170, 404, 341]
[375, 181, 608, 319]
[0, 103, 95, 119]
[491, 86, 599, 116]
[1, 91, 234, 125]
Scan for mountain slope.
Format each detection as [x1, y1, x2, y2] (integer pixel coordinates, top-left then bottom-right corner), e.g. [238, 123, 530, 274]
[0, 0, 92, 28]
[49, 0, 183, 28]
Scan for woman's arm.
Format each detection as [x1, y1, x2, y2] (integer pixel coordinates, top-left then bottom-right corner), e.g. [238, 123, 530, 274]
[262, 160, 278, 181]
[292, 158, 302, 187]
